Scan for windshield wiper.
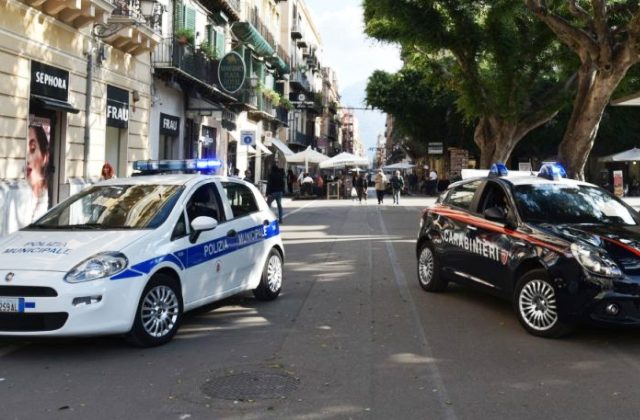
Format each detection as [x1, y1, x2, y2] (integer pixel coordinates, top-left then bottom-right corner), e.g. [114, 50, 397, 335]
[65, 223, 107, 230]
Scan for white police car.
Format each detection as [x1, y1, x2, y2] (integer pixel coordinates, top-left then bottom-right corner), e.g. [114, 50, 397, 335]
[0, 160, 284, 346]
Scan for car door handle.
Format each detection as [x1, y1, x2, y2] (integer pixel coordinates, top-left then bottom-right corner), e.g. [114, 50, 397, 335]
[467, 225, 478, 231]
[226, 229, 237, 238]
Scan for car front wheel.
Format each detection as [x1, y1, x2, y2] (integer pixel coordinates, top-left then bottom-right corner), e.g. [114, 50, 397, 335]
[126, 273, 183, 347]
[514, 269, 573, 338]
[417, 242, 447, 292]
[253, 248, 283, 301]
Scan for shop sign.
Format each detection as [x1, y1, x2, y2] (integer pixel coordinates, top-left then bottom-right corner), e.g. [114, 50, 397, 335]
[218, 52, 246, 94]
[240, 130, 255, 146]
[428, 142, 444, 155]
[106, 85, 129, 128]
[30, 61, 69, 101]
[614, 170, 624, 197]
[160, 113, 180, 136]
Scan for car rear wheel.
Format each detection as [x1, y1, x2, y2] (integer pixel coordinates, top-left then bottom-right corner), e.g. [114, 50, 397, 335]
[253, 248, 283, 301]
[514, 269, 573, 338]
[417, 242, 447, 292]
[126, 273, 183, 347]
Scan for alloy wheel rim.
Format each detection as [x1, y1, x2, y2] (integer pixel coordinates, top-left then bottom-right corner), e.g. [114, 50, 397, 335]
[519, 279, 558, 331]
[419, 247, 434, 285]
[141, 285, 180, 338]
[267, 254, 282, 293]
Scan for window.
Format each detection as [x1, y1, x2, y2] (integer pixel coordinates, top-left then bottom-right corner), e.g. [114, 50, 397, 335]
[447, 181, 481, 210]
[478, 182, 509, 214]
[186, 184, 223, 225]
[171, 213, 187, 240]
[222, 182, 259, 218]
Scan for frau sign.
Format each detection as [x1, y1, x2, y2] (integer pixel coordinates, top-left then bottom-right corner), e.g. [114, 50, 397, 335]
[106, 85, 129, 128]
[160, 113, 180, 136]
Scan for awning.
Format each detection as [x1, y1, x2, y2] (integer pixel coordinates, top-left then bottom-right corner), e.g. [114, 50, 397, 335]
[267, 56, 290, 75]
[244, 144, 256, 154]
[255, 142, 273, 155]
[231, 22, 274, 58]
[269, 138, 294, 156]
[30, 94, 79, 114]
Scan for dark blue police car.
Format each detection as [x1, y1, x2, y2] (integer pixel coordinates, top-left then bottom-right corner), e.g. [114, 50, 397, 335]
[417, 163, 640, 338]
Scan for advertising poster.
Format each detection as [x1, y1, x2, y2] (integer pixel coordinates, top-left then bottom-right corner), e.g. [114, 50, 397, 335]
[26, 115, 52, 222]
[613, 170, 624, 197]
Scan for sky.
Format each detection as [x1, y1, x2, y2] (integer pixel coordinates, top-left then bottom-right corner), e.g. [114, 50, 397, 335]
[304, 0, 402, 156]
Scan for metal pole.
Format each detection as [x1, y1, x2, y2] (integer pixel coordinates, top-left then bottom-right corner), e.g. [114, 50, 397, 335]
[83, 46, 93, 179]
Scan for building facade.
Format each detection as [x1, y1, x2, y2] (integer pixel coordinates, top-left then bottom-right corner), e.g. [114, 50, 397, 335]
[0, 0, 160, 235]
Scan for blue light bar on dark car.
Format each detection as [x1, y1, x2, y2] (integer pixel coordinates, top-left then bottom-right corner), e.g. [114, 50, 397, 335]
[537, 163, 567, 180]
[489, 162, 509, 177]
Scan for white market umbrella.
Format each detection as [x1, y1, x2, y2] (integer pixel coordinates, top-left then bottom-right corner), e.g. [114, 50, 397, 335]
[319, 152, 370, 169]
[599, 147, 640, 162]
[382, 162, 416, 170]
[285, 146, 329, 172]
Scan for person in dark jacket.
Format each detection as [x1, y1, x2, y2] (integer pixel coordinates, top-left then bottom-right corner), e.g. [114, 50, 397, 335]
[266, 163, 285, 223]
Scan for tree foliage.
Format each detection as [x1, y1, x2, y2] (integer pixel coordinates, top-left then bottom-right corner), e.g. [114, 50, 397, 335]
[526, 0, 640, 179]
[364, 0, 576, 167]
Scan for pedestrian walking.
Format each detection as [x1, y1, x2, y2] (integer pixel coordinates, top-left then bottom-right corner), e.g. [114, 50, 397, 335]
[244, 169, 254, 184]
[355, 172, 368, 203]
[390, 170, 405, 205]
[428, 169, 438, 196]
[287, 169, 295, 195]
[266, 163, 285, 223]
[374, 169, 387, 204]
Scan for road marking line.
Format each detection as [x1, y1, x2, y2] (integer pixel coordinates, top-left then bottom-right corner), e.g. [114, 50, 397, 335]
[282, 200, 316, 220]
[377, 208, 458, 420]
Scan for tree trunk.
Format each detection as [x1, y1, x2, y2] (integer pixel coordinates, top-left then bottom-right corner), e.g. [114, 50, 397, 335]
[558, 64, 627, 180]
[474, 117, 524, 169]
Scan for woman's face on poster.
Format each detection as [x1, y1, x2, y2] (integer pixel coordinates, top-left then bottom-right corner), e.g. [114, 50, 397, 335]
[26, 127, 47, 187]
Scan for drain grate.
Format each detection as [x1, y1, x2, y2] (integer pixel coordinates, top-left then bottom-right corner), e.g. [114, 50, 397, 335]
[202, 372, 299, 401]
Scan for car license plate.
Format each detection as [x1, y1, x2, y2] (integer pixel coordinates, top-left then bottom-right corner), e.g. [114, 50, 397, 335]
[0, 297, 20, 313]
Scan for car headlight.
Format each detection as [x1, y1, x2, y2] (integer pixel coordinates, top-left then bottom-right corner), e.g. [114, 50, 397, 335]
[571, 243, 621, 278]
[64, 252, 128, 283]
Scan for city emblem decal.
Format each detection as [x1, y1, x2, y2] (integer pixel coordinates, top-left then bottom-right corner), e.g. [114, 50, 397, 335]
[500, 250, 509, 266]
[5, 272, 14, 282]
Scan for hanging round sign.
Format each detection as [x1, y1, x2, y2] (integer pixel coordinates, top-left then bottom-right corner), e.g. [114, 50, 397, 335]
[218, 51, 246, 94]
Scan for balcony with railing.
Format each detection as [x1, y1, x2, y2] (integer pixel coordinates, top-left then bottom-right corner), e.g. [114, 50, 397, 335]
[290, 130, 312, 147]
[247, 7, 276, 50]
[152, 37, 220, 87]
[290, 70, 311, 92]
[276, 107, 289, 125]
[291, 23, 303, 40]
[203, 0, 241, 21]
[21, 0, 114, 30]
[94, 0, 161, 54]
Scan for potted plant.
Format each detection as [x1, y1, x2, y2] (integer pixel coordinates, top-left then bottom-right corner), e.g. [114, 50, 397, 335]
[175, 28, 195, 45]
[199, 41, 217, 60]
[280, 97, 294, 111]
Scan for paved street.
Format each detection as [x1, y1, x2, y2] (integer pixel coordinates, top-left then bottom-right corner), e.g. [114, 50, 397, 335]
[3, 192, 640, 419]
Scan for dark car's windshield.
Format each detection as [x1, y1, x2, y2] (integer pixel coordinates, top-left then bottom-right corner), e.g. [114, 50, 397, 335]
[513, 183, 639, 225]
[27, 184, 184, 230]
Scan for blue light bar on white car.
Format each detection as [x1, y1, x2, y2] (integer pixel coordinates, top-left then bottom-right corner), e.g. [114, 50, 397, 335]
[537, 162, 567, 180]
[133, 159, 223, 174]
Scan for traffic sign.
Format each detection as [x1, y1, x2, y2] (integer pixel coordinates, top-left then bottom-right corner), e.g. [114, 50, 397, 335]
[240, 130, 255, 146]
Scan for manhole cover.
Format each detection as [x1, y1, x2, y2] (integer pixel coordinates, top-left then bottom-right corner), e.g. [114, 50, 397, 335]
[202, 372, 299, 401]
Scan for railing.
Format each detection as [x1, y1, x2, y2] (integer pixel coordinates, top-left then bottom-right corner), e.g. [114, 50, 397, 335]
[328, 122, 338, 140]
[260, 95, 276, 117]
[248, 7, 276, 50]
[291, 130, 312, 146]
[290, 70, 311, 92]
[291, 23, 303, 39]
[111, 0, 145, 21]
[235, 89, 258, 108]
[152, 37, 219, 86]
[276, 107, 289, 123]
[277, 45, 291, 69]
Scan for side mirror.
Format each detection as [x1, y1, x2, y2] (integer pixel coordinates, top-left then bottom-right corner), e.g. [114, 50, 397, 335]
[189, 216, 218, 243]
[484, 206, 507, 222]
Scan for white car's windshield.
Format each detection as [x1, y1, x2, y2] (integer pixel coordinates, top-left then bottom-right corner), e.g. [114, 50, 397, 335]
[27, 184, 184, 230]
[513, 184, 639, 225]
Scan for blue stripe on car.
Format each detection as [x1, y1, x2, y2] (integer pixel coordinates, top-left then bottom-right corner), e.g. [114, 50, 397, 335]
[110, 220, 279, 280]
